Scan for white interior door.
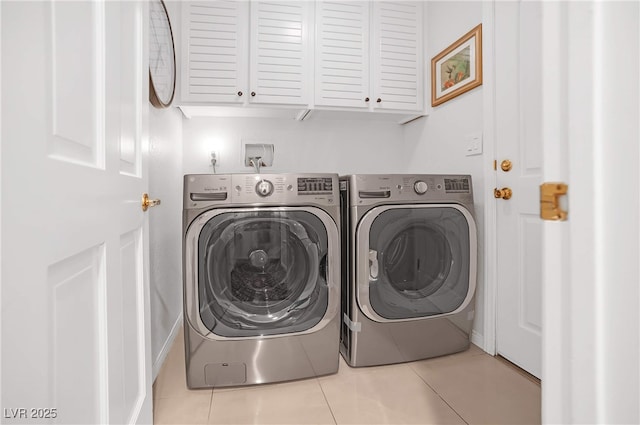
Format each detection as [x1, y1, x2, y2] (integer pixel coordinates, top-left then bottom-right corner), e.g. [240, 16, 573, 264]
[541, 2, 640, 423]
[494, 0, 543, 379]
[1, 1, 152, 424]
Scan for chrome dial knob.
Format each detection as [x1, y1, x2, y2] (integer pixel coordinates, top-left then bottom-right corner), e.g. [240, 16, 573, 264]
[414, 181, 428, 194]
[255, 179, 274, 197]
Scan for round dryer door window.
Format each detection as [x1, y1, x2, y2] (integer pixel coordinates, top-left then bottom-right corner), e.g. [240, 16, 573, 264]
[197, 210, 329, 337]
[365, 205, 474, 320]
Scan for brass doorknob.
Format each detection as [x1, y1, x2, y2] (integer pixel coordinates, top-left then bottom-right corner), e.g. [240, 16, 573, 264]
[142, 193, 161, 211]
[494, 187, 513, 200]
[500, 159, 513, 172]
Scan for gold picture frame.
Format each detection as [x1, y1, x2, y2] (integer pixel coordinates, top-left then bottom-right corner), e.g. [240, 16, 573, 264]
[431, 24, 482, 107]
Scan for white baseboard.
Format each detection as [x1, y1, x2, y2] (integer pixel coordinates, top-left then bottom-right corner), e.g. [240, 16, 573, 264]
[471, 330, 486, 353]
[152, 314, 183, 382]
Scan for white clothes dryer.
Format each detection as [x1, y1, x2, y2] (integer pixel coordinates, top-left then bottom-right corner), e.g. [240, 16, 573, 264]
[339, 174, 477, 367]
[183, 173, 341, 388]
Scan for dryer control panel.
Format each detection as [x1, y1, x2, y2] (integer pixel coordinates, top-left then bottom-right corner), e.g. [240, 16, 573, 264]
[345, 174, 473, 207]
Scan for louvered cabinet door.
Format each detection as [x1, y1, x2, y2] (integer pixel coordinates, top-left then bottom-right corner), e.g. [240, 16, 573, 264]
[249, 1, 311, 105]
[372, 1, 424, 112]
[315, 1, 370, 108]
[181, 1, 249, 103]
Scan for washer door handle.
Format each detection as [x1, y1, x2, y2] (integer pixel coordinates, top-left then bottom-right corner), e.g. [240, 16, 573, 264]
[369, 249, 379, 281]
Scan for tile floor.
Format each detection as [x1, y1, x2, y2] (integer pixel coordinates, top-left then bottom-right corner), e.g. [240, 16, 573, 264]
[153, 329, 541, 425]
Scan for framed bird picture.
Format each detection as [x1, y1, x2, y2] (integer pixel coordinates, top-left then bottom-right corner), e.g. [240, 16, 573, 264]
[431, 24, 482, 107]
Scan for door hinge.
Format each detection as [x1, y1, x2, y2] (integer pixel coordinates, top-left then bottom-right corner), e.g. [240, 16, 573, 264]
[540, 183, 568, 221]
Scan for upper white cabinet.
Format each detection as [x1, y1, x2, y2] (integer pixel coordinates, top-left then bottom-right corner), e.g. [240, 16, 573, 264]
[372, 2, 424, 112]
[250, 1, 311, 105]
[181, 0, 424, 114]
[181, 1, 249, 103]
[315, 1, 423, 113]
[315, 1, 370, 108]
[181, 0, 310, 106]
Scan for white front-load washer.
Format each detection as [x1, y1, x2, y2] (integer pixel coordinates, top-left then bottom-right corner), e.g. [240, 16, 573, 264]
[183, 173, 341, 388]
[339, 174, 477, 367]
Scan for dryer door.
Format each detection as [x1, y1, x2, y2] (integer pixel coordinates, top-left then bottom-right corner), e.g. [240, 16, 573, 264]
[184, 207, 338, 338]
[356, 204, 477, 322]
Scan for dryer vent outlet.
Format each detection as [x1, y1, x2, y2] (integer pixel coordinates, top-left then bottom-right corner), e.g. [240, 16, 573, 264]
[244, 143, 274, 168]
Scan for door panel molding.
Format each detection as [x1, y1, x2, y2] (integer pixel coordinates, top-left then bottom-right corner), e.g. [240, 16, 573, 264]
[50, 1, 105, 169]
[48, 244, 108, 424]
[119, 228, 145, 424]
[118, 2, 143, 178]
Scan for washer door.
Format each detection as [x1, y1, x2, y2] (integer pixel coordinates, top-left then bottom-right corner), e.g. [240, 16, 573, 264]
[356, 204, 477, 322]
[186, 208, 337, 338]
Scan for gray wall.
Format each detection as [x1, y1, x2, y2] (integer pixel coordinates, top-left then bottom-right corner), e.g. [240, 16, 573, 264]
[181, 115, 407, 175]
[149, 105, 184, 379]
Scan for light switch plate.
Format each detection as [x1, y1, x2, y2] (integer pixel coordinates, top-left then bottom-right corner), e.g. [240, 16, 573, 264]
[465, 132, 483, 156]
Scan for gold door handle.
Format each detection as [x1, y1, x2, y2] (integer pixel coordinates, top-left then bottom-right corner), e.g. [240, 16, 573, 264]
[494, 187, 513, 200]
[141, 193, 161, 211]
[500, 159, 513, 172]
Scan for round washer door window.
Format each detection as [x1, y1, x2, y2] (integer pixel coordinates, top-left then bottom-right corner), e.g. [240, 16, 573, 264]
[367, 206, 472, 319]
[197, 210, 329, 337]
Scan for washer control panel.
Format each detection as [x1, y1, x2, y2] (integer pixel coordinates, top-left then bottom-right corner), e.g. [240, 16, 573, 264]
[297, 177, 333, 195]
[183, 174, 338, 208]
[235, 174, 336, 204]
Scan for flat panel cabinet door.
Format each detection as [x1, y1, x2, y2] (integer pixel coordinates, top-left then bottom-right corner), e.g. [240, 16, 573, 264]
[371, 1, 424, 112]
[249, 1, 310, 105]
[181, 1, 249, 103]
[315, 1, 370, 108]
